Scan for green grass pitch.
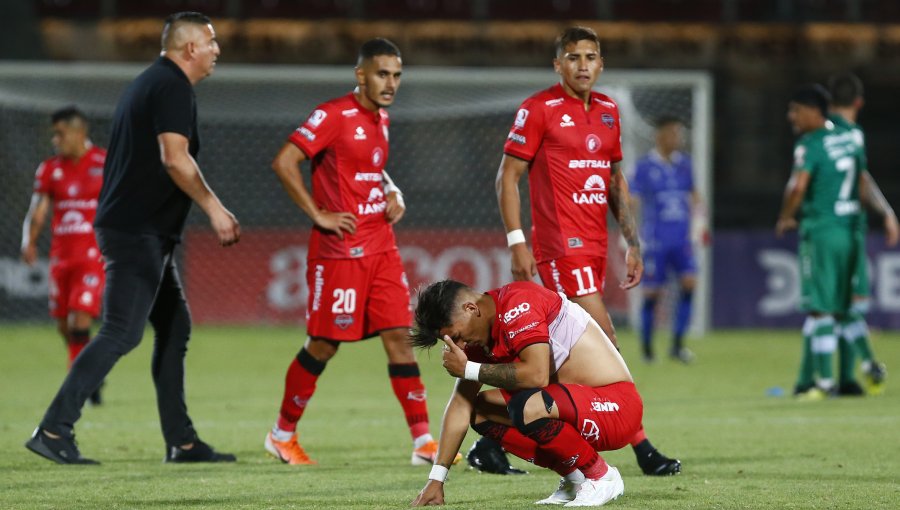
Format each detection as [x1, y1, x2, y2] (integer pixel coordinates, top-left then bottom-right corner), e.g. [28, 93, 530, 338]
[1, 324, 898, 509]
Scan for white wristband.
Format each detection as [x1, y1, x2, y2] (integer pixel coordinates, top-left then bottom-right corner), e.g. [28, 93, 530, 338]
[506, 229, 526, 247]
[464, 361, 481, 382]
[429, 464, 449, 482]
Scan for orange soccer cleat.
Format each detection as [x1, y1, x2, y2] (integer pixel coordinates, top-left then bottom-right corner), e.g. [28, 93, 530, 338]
[411, 440, 462, 466]
[265, 432, 317, 465]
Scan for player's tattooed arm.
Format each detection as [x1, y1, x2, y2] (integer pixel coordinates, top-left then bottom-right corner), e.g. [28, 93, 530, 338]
[609, 162, 640, 250]
[476, 363, 519, 389]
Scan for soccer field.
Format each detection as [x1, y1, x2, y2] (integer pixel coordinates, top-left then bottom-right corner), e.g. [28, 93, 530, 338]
[1, 325, 897, 509]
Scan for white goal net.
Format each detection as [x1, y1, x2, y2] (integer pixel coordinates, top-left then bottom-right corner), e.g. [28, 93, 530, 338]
[0, 63, 712, 334]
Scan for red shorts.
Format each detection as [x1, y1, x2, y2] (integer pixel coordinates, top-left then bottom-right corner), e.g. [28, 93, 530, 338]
[537, 255, 607, 298]
[502, 381, 642, 452]
[49, 259, 105, 319]
[305, 249, 411, 341]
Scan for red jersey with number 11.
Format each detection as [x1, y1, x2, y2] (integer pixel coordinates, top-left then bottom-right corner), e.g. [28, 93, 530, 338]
[32, 146, 106, 263]
[289, 93, 397, 260]
[503, 84, 623, 263]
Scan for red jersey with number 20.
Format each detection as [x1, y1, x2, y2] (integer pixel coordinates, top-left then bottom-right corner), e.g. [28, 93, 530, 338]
[503, 84, 623, 263]
[32, 146, 106, 263]
[288, 93, 396, 259]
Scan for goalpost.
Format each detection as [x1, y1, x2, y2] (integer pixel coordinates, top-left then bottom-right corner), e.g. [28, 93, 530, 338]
[0, 63, 712, 334]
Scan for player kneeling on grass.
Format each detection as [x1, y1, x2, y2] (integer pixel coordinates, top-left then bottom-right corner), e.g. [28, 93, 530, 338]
[410, 280, 642, 507]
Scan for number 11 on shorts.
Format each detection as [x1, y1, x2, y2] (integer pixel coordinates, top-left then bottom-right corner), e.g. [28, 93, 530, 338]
[571, 267, 597, 296]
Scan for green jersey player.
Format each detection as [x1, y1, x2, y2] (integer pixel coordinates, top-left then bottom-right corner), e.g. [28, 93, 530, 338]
[827, 73, 898, 396]
[776, 84, 865, 399]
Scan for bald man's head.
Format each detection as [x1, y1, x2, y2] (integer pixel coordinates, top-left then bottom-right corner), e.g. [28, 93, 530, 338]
[161, 11, 212, 52]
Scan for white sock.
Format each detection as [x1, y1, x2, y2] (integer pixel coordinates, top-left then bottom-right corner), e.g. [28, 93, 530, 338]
[565, 469, 586, 485]
[413, 434, 434, 449]
[271, 424, 294, 442]
[861, 360, 872, 373]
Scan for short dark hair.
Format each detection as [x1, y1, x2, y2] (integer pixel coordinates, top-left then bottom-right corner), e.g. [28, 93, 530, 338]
[410, 280, 468, 349]
[790, 84, 831, 117]
[655, 115, 684, 130]
[51, 106, 88, 126]
[357, 38, 401, 66]
[827, 72, 864, 107]
[161, 11, 212, 50]
[555, 26, 600, 57]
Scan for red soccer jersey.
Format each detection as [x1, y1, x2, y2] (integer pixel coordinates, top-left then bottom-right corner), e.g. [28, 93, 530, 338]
[466, 281, 564, 365]
[288, 93, 397, 259]
[503, 83, 623, 263]
[32, 146, 106, 263]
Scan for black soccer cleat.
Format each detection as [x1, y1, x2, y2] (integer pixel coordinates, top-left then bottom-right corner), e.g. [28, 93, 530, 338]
[165, 439, 236, 463]
[837, 381, 865, 397]
[636, 447, 681, 476]
[25, 427, 99, 465]
[88, 385, 103, 406]
[466, 437, 527, 475]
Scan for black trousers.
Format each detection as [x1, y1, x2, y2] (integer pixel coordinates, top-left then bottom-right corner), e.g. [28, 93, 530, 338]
[41, 228, 198, 448]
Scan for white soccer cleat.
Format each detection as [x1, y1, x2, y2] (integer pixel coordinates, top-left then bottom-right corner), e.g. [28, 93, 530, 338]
[535, 477, 580, 505]
[563, 466, 624, 507]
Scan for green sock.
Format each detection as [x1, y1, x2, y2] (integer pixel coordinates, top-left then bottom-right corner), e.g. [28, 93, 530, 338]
[810, 316, 836, 390]
[837, 333, 857, 386]
[796, 318, 815, 389]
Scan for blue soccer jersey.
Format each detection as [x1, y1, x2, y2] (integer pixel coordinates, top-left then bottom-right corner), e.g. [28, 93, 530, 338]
[631, 150, 697, 285]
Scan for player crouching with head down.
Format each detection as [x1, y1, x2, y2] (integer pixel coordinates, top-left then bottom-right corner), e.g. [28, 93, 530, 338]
[410, 279, 642, 507]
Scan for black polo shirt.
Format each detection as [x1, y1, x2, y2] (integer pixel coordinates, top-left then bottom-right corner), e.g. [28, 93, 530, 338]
[95, 56, 199, 240]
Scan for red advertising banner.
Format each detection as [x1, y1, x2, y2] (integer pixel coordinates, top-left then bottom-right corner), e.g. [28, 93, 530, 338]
[183, 228, 629, 324]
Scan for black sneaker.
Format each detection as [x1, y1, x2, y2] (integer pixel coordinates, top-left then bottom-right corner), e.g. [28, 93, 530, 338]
[466, 437, 526, 475]
[837, 381, 865, 396]
[24, 427, 99, 465]
[636, 447, 681, 476]
[165, 439, 236, 463]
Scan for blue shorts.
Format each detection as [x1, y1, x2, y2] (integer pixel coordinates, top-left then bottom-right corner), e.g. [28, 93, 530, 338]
[643, 241, 696, 288]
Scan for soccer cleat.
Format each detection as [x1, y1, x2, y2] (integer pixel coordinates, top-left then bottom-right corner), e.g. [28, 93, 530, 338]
[264, 432, 316, 465]
[564, 466, 624, 507]
[837, 381, 865, 396]
[794, 386, 828, 402]
[25, 427, 99, 465]
[636, 448, 681, 476]
[166, 439, 236, 463]
[863, 361, 887, 396]
[88, 386, 103, 406]
[670, 348, 695, 364]
[411, 440, 462, 466]
[466, 437, 527, 475]
[535, 477, 579, 505]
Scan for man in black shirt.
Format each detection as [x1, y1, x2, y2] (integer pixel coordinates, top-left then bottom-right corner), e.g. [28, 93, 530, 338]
[25, 11, 241, 464]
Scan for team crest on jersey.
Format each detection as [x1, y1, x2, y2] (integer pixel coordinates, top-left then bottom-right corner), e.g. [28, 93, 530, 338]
[335, 314, 354, 329]
[307, 109, 327, 128]
[67, 184, 79, 197]
[371, 147, 384, 166]
[585, 134, 601, 153]
[89, 166, 103, 177]
[560, 114, 575, 128]
[354, 126, 367, 140]
[83, 274, 100, 287]
[52, 168, 64, 181]
[514, 109, 529, 128]
[601, 113, 615, 129]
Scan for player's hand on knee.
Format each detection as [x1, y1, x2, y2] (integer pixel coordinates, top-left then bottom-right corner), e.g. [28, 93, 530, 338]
[410, 481, 445, 506]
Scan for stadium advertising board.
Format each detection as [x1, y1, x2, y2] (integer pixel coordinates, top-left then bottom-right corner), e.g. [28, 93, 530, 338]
[182, 228, 630, 324]
[713, 231, 900, 329]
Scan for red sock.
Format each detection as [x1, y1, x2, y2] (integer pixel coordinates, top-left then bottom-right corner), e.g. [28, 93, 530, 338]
[523, 419, 600, 476]
[277, 349, 326, 432]
[630, 424, 648, 448]
[473, 420, 589, 477]
[388, 363, 430, 440]
[67, 329, 90, 368]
